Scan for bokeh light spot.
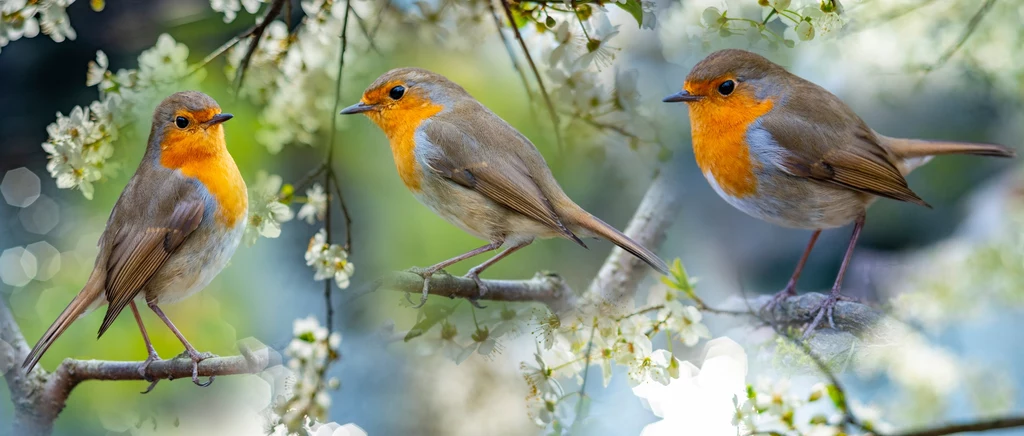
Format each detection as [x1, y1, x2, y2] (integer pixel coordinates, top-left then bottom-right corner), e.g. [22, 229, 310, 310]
[26, 242, 61, 281]
[0, 247, 37, 287]
[19, 195, 60, 235]
[1, 167, 41, 208]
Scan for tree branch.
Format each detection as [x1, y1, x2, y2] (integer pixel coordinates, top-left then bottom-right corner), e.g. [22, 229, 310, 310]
[886, 416, 1024, 436]
[372, 271, 576, 311]
[2, 299, 277, 436]
[585, 170, 684, 304]
[499, 0, 565, 154]
[232, 0, 287, 92]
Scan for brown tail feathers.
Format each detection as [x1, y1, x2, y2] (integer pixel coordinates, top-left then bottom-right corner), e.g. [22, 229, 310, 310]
[22, 275, 103, 373]
[573, 213, 670, 275]
[884, 137, 1016, 159]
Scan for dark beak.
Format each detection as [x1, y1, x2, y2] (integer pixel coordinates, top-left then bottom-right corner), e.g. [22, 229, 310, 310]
[340, 102, 374, 115]
[663, 91, 703, 103]
[205, 113, 234, 127]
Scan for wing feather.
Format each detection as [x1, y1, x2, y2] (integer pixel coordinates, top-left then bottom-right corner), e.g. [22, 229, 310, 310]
[423, 120, 583, 244]
[98, 199, 204, 336]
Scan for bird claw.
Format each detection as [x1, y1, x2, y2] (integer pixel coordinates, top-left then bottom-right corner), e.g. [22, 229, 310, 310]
[187, 350, 217, 387]
[801, 291, 841, 339]
[464, 271, 488, 309]
[138, 351, 162, 394]
[406, 266, 436, 309]
[760, 287, 796, 316]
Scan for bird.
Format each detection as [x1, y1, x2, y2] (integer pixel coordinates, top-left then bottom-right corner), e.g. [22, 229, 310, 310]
[340, 67, 670, 307]
[23, 91, 247, 389]
[662, 49, 1014, 336]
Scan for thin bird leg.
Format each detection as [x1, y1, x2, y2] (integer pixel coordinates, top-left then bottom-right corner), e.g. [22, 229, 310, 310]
[465, 239, 533, 298]
[763, 229, 822, 314]
[147, 301, 215, 387]
[130, 301, 162, 393]
[407, 241, 503, 309]
[803, 215, 865, 339]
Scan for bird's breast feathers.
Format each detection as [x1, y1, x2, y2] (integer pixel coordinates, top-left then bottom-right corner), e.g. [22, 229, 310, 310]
[689, 94, 775, 199]
[379, 100, 444, 192]
[162, 152, 248, 228]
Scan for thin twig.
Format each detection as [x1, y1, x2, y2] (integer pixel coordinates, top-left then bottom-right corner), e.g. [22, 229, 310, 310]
[233, 0, 288, 93]
[487, 0, 538, 120]
[922, 0, 997, 73]
[499, 0, 565, 154]
[349, 6, 381, 54]
[329, 172, 354, 252]
[321, 0, 353, 334]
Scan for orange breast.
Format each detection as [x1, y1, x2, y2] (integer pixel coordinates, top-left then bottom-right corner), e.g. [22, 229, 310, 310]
[687, 88, 774, 198]
[160, 129, 248, 227]
[369, 97, 442, 192]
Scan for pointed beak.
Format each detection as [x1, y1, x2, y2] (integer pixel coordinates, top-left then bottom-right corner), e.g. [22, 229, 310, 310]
[340, 102, 375, 115]
[205, 113, 234, 127]
[662, 90, 703, 103]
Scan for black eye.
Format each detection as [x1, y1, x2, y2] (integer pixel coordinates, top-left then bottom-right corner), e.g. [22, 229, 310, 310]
[718, 80, 735, 96]
[175, 116, 190, 128]
[389, 85, 406, 100]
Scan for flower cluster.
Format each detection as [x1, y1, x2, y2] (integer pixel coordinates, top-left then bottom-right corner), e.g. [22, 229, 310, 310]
[224, 0, 376, 153]
[42, 34, 201, 199]
[511, 0, 661, 152]
[697, 0, 847, 49]
[0, 0, 79, 53]
[304, 228, 354, 289]
[276, 316, 343, 433]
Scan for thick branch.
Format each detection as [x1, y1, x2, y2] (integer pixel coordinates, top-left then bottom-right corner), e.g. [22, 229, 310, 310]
[886, 416, 1024, 436]
[2, 298, 276, 436]
[585, 170, 684, 304]
[373, 271, 576, 311]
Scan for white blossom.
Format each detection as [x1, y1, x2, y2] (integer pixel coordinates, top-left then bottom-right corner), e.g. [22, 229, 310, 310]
[211, 0, 264, 23]
[659, 300, 711, 346]
[245, 171, 295, 245]
[576, 12, 620, 69]
[298, 183, 328, 224]
[304, 229, 354, 289]
[137, 33, 191, 86]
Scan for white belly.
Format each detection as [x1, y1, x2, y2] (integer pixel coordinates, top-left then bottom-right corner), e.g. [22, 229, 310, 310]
[148, 219, 246, 304]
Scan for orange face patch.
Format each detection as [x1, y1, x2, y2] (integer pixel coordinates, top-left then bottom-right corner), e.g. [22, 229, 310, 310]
[684, 79, 773, 198]
[159, 115, 247, 227]
[361, 85, 442, 192]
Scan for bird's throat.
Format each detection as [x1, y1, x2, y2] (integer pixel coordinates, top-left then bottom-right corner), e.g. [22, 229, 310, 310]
[689, 96, 774, 199]
[371, 100, 443, 192]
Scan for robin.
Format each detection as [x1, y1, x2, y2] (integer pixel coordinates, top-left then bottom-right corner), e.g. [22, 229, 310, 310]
[663, 49, 1014, 335]
[23, 91, 247, 388]
[340, 68, 669, 307]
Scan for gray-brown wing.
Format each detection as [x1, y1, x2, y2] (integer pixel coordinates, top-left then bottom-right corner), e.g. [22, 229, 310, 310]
[761, 90, 928, 207]
[98, 199, 204, 336]
[422, 120, 583, 245]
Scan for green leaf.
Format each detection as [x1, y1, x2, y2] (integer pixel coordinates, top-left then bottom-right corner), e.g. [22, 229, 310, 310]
[826, 384, 846, 411]
[615, 0, 644, 28]
[404, 304, 457, 341]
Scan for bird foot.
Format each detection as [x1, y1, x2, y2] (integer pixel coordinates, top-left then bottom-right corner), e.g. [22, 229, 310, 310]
[760, 286, 796, 316]
[405, 266, 443, 309]
[138, 349, 162, 394]
[801, 290, 844, 339]
[463, 271, 488, 309]
[186, 350, 217, 387]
